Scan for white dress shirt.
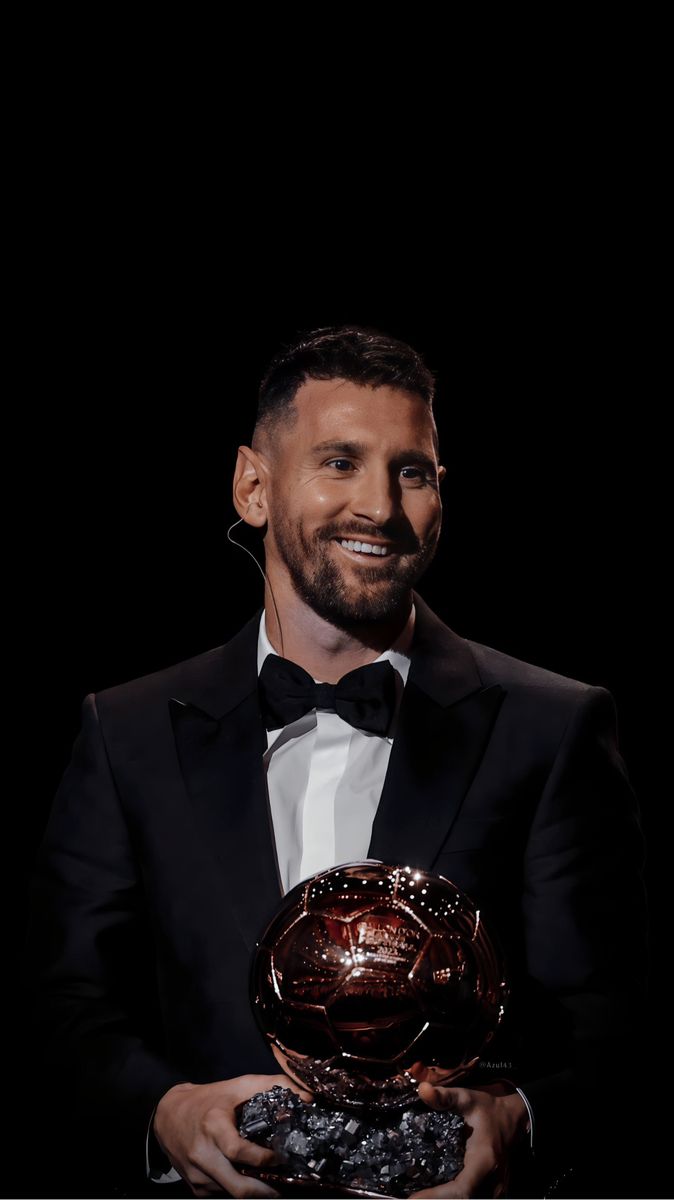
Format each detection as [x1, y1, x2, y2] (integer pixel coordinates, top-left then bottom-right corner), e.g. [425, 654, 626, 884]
[147, 601, 533, 1181]
[259, 602, 415, 893]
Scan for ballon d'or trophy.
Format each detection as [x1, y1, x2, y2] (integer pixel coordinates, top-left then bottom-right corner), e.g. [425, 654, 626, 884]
[237, 860, 509, 1198]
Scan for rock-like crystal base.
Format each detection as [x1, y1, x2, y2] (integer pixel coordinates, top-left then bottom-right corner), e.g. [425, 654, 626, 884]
[238, 1084, 466, 1199]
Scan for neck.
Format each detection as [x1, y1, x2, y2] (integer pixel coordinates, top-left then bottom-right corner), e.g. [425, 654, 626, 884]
[263, 586, 416, 684]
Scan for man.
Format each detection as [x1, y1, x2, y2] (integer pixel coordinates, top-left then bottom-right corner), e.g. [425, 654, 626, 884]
[23, 325, 648, 1199]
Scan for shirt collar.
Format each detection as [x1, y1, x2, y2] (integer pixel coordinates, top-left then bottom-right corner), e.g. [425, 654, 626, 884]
[257, 602, 415, 686]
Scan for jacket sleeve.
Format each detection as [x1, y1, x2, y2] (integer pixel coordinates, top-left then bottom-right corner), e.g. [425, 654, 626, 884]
[22, 692, 188, 1192]
[515, 684, 649, 1175]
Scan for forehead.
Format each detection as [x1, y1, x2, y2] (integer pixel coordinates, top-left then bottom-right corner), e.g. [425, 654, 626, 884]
[290, 378, 435, 449]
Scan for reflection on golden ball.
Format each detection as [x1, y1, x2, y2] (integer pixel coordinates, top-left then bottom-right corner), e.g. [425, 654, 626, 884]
[250, 860, 509, 1109]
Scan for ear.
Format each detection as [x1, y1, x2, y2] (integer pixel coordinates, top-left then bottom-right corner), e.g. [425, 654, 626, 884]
[438, 464, 447, 483]
[232, 445, 268, 527]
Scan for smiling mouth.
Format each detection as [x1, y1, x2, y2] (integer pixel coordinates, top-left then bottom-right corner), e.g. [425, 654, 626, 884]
[332, 538, 399, 562]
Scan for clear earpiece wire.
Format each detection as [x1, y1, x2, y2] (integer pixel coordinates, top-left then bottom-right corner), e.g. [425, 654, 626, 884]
[226, 514, 285, 657]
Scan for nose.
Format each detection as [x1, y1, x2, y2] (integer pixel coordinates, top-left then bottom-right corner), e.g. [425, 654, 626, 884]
[349, 461, 400, 528]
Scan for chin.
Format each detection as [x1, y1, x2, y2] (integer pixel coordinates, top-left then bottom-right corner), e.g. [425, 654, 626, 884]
[320, 587, 411, 627]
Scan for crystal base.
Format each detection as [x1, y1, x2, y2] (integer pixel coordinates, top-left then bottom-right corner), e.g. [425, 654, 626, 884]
[238, 1084, 467, 1199]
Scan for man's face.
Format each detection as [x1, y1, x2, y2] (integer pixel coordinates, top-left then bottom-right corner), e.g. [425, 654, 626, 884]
[262, 378, 446, 627]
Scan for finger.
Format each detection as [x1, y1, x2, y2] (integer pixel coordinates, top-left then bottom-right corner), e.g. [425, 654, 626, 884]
[228, 1074, 291, 1105]
[227, 1133, 280, 1170]
[186, 1149, 280, 1199]
[443, 1152, 497, 1199]
[410, 1100, 494, 1198]
[202, 1109, 280, 1170]
[216, 1117, 282, 1170]
[407, 1059, 462, 1087]
[228, 1072, 313, 1107]
[224, 1075, 313, 1168]
[417, 1081, 473, 1114]
[408, 1178, 475, 1199]
[457, 1161, 497, 1199]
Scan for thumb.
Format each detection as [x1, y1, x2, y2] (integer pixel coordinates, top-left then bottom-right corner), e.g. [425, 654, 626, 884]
[417, 1081, 467, 1112]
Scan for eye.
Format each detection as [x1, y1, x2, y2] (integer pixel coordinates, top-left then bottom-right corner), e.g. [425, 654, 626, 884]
[323, 459, 432, 485]
[325, 458, 355, 471]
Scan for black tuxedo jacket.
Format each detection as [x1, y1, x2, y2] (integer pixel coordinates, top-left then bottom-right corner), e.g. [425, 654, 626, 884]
[23, 591, 648, 1196]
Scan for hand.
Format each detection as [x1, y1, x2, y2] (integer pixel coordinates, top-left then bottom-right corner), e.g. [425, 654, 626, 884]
[153, 1071, 314, 1198]
[408, 1077, 530, 1199]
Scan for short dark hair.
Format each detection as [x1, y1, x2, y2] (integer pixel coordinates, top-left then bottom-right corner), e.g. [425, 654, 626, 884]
[253, 324, 438, 456]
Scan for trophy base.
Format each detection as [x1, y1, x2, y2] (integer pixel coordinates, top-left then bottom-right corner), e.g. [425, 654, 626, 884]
[238, 1084, 466, 1199]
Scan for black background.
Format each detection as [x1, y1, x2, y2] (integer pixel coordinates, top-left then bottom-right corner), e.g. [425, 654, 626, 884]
[14, 298, 667, 1198]
[8, 68, 668, 1197]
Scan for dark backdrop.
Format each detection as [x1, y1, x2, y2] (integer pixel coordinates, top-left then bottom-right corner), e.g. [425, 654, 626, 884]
[6, 22, 668, 1193]
[11, 277, 667, 1197]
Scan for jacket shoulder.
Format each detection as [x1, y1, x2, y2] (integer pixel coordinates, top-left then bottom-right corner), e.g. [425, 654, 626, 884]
[89, 606, 263, 731]
[466, 636, 602, 699]
[464, 638, 614, 745]
[413, 591, 604, 709]
[95, 648, 225, 700]
[90, 643, 228, 722]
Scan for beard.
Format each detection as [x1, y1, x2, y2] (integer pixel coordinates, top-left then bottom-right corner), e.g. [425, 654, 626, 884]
[268, 510, 441, 631]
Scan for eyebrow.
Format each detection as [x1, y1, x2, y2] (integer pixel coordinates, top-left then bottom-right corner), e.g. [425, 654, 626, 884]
[310, 440, 438, 474]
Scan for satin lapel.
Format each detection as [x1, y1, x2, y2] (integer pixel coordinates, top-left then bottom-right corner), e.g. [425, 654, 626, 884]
[367, 591, 506, 869]
[168, 605, 284, 955]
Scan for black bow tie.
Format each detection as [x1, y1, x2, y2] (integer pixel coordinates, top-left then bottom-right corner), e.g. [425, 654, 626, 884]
[258, 653, 398, 736]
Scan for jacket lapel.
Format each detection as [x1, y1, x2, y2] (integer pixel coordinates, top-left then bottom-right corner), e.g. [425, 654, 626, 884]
[168, 605, 283, 955]
[367, 591, 505, 867]
[168, 592, 505, 955]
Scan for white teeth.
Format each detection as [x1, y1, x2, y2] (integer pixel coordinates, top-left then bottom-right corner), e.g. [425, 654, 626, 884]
[339, 539, 389, 556]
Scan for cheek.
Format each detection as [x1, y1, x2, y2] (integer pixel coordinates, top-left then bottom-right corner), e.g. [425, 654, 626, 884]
[306, 482, 349, 515]
[272, 485, 345, 545]
[274, 481, 339, 524]
[407, 493, 442, 536]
